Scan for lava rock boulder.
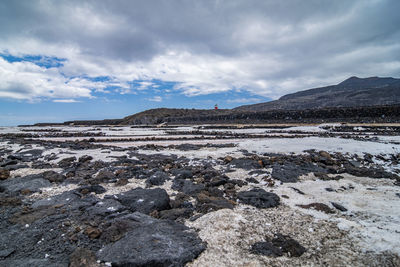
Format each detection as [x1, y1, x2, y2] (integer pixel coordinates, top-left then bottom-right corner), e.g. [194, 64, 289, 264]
[237, 188, 280, 208]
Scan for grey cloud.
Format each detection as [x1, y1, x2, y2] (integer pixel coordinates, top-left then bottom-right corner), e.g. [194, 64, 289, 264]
[0, 0, 399, 99]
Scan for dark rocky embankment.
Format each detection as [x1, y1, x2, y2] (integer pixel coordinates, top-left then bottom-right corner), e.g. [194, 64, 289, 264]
[27, 104, 400, 126]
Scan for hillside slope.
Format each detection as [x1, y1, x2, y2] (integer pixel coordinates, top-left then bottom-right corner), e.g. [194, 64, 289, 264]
[235, 76, 400, 112]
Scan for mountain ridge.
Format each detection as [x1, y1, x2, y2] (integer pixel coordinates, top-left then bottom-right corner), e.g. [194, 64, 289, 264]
[235, 76, 400, 112]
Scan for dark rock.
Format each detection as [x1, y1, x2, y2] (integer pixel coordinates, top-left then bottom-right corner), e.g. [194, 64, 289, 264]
[314, 172, 331, 180]
[159, 208, 193, 220]
[172, 179, 205, 196]
[84, 226, 101, 239]
[0, 248, 15, 259]
[0, 196, 22, 206]
[0, 168, 10, 180]
[208, 176, 229, 187]
[58, 157, 76, 168]
[229, 158, 261, 170]
[246, 177, 259, 184]
[78, 155, 93, 163]
[297, 203, 335, 214]
[207, 187, 224, 198]
[146, 171, 169, 186]
[3, 164, 29, 171]
[290, 187, 305, 195]
[96, 212, 205, 266]
[113, 188, 171, 214]
[271, 233, 306, 257]
[101, 219, 136, 243]
[201, 168, 220, 181]
[169, 193, 192, 209]
[86, 199, 126, 217]
[69, 248, 97, 267]
[115, 178, 128, 186]
[94, 170, 116, 183]
[0, 159, 19, 167]
[250, 241, 283, 257]
[237, 188, 280, 208]
[78, 184, 106, 194]
[272, 162, 326, 183]
[230, 179, 247, 187]
[196, 192, 235, 213]
[175, 144, 201, 151]
[349, 160, 362, 168]
[31, 190, 84, 209]
[172, 169, 193, 179]
[331, 202, 348, 212]
[42, 171, 65, 183]
[0, 259, 56, 267]
[345, 165, 399, 180]
[0, 174, 51, 193]
[224, 155, 233, 163]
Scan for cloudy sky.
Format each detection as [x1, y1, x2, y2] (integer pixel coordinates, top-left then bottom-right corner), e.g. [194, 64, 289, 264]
[1, 0, 399, 125]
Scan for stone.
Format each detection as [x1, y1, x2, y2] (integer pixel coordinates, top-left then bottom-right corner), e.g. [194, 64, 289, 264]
[95, 170, 116, 183]
[85, 226, 101, 239]
[245, 177, 259, 184]
[229, 158, 261, 170]
[272, 162, 326, 183]
[196, 192, 235, 213]
[208, 176, 229, 187]
[97, 212, 205, 266]
[331, 202, 348, 212]
[85, 199, 126, 217]
[0, 248, 15, 259]
[42, 171, 65, 183]
[113, 187, 171, 214]
[172, 169, 193, 179]
[69, 248, 97, 267]
[0, 168, 10, 180]
[237, 188, 280, 208]
[58, 157, 76, 168]
[159, 208, 193, 220]
[115, 178, 128, 186]
[172, 179, 205, 196]
[78, 155, 93, 163]
[250, 241, 283, 257]
[271, 234, 306, 257]
[0, 175, 51, 193]
[224, 156, 233, 163]
[297, 203, 335, 214]
[78, 185, 106, 194]
[146, 171, 169, 186]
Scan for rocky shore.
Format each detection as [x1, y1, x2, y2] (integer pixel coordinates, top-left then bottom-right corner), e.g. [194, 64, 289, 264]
[1, 124, 400, 266]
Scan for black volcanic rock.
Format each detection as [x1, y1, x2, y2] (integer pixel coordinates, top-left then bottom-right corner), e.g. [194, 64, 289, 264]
[97, 213, 205, 267]
[112, 188, 171, 214]
[237, 188, 280, 208]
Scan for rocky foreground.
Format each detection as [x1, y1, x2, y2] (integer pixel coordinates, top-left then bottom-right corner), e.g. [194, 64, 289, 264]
[1, 125, 400, 266]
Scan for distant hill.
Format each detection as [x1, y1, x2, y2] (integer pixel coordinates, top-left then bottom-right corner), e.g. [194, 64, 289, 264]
[27, 76, 400, 126]
[121, 108, 231, 125]
[235, 76, 400, 112]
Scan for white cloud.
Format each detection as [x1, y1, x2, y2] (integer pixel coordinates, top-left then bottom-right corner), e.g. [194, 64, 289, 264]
[0, 0, 399, 102]
[227, 98, 262, 104]
[52, 99, 80, 103]
[147, 96, 163, 102]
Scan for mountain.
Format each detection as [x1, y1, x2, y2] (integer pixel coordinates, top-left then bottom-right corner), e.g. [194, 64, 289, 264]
[235, 76, 400, 112]
[28, 76, 400, 126]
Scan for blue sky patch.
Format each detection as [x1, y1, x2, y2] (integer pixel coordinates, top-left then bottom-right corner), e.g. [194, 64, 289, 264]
[1, 53, 66, 68]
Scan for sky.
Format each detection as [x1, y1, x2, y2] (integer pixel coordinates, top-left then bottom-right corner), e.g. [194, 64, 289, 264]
[0, 0, 399, 126]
